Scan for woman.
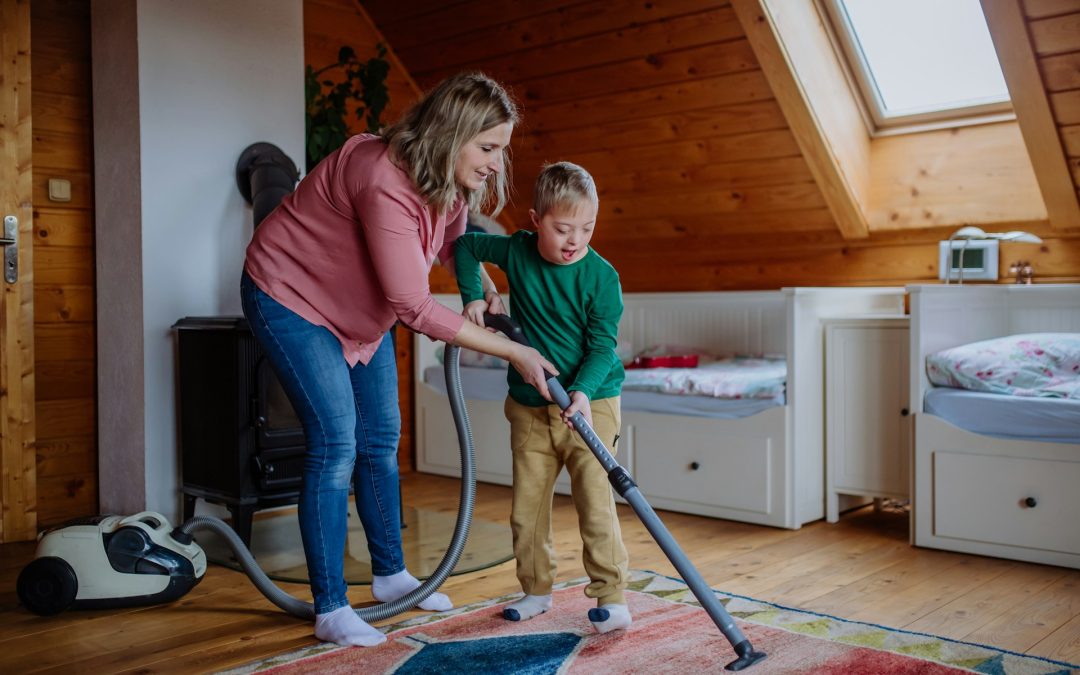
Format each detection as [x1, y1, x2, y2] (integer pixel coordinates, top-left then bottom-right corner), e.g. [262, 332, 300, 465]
[241, 72, 555, 647]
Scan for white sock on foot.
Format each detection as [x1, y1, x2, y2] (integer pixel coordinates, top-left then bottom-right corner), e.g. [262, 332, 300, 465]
[502, 594, 553, 621]
[314, 606, 386, 647]
[588, 603, 632, 634]
[371, 569, 453, 612]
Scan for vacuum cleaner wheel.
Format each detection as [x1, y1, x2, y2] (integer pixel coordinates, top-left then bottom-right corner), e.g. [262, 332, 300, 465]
[17, 556, 78, 616]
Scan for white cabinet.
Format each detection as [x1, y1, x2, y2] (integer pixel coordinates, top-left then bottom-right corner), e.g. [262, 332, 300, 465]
[824, 317, 911, 523]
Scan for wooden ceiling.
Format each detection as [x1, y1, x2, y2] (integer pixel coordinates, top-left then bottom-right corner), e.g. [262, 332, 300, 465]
[360, 1, 829, 240]
[348, 0, 1080, 289]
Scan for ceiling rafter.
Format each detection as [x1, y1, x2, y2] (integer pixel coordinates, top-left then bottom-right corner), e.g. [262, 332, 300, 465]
[980, 0, 1080, 231]
[731, 0, 871, 240]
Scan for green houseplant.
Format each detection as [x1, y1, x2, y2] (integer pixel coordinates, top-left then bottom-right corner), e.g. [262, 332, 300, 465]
[305, 44, 390, 172]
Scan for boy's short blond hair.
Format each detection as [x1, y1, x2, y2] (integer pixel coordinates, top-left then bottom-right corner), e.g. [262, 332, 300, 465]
[532, 161, 598, 217]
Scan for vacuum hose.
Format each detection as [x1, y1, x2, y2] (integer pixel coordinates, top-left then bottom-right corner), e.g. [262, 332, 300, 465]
[173, 344, 476, 622]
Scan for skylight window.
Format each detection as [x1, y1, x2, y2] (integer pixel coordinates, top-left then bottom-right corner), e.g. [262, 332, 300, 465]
[824, 0, 1012, 132]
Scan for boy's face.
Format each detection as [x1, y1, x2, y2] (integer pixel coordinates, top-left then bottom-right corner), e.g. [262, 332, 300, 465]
[531, 200, 597, 265]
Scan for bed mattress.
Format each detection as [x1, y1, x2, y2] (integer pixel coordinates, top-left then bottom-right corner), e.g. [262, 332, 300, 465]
[924, 387, 1080, 444]
[423, 366, 783, 420]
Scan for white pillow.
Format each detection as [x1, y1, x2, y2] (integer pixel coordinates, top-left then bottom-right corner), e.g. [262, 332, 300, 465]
[926, 333, 1080, 398]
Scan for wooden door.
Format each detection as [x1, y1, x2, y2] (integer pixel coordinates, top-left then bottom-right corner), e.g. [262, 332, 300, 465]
[0, 0, 37, 542]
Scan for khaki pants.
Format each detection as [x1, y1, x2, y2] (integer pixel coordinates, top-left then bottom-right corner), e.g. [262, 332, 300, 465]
[503, 396, 629, 605]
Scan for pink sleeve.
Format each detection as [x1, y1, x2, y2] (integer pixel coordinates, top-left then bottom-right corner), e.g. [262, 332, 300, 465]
[353, 184, 465, 342]
[437, 206, 467, 266]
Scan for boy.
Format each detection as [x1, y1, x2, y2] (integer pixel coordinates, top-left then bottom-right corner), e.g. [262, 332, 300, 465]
[454, 161, 631, 634]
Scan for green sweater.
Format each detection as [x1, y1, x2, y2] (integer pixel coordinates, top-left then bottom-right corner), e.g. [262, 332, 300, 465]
[455, 230, 624, 407]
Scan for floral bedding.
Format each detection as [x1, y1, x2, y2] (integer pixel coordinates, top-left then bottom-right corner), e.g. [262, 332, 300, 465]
[926, 333, 1080, 399]
[436, 346, 788, 401]
[621, 356, 787, 400]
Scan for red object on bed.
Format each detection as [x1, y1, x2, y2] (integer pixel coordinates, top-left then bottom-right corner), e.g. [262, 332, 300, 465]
[626, 354, 700, 369]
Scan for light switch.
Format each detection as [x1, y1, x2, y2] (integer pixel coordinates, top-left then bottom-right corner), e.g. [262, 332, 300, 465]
[48, 178, 71, 202]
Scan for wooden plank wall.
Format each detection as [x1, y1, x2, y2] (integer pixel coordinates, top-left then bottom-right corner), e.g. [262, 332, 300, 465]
[30, 0, 97, 526]
[360, 0, 1080, 290]
[1030, 0, 1080, 197]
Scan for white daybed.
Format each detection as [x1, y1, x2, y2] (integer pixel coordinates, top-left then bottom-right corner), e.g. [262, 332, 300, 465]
[415, 287, 905, 530]
[909, 284, 1080, 568]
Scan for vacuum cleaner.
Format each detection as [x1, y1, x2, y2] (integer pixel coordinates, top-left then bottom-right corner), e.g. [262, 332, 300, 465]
[17, 317, 766, 670]
[16, 343, 480, 625]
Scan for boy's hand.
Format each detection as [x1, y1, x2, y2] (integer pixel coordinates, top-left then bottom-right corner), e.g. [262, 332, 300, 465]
[484, 289, 506, 316]
[562, 391, 593, 429]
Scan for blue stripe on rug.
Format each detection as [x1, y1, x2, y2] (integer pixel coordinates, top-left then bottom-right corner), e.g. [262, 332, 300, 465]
[395, 632, 582, 674]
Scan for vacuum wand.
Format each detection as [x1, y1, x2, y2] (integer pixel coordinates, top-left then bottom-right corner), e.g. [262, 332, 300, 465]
[483, 313, 766, 671]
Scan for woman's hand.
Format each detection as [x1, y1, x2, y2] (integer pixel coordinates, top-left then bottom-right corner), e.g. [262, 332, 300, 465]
[509, 344, 558, 401]
[561, 391, 592, 429]
[463, 291, 505, 329]
[450, 320, 557, 400]
[463, 299, 489, 327]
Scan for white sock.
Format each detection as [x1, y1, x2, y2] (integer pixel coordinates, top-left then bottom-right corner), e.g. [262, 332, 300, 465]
[371, 569, 453, 612]
[314, 606, 386, 647]
[588, 603, 632, 634]
[502, 594, 552, 621]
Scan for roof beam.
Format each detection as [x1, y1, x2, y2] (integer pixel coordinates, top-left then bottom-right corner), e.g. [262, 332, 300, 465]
[981, 0, 1080, 230]
[732, 0, 870, 240]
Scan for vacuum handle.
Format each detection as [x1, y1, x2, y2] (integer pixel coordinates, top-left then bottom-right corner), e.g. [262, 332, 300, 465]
[483, 312, 556, 380]
[484, 312, 579, 414]
[119, 511, 172, 532]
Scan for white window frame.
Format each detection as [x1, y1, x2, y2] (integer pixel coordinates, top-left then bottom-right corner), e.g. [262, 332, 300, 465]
[820, 0, 1014, 137]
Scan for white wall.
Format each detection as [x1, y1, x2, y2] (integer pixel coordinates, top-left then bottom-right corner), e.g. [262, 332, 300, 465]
[94, 0, 304, 521]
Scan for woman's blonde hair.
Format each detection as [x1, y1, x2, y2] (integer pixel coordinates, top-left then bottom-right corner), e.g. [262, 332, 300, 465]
[383, 72, 519, 215]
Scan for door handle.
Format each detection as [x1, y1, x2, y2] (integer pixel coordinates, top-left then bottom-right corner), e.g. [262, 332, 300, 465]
[1, 216, 17, 284]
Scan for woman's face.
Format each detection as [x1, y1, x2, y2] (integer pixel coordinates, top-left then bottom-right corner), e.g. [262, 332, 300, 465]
[454, 122, 513, 191]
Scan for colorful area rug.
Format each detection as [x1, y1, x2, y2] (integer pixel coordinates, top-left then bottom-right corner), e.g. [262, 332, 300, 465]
[224, 570, 1079, 674]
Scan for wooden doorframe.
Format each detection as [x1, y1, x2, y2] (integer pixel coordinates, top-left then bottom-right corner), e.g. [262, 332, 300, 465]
[0, 0, 37, 542]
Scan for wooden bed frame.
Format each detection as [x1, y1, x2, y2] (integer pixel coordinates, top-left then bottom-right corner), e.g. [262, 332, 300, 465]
[909, 284, 1080, 568]
[415, 288, 905, 529]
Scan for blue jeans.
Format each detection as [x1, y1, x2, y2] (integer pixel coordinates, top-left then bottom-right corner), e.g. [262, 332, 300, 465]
[241, 272, 403, 614]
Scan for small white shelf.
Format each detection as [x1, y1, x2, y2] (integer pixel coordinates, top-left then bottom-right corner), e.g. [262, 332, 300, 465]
[824, 316, 911, 523]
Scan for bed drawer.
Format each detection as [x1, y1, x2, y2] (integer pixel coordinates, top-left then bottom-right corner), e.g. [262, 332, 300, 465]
[933, 451, 1080, 556]
[632, 410, 781, 518]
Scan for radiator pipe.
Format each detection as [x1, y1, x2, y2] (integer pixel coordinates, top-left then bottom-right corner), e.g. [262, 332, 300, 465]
[235, 142, 300, 228]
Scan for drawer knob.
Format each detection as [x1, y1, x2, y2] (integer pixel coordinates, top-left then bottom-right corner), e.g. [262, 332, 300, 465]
[1024, 497, 1037, 508]
[689, 461, 700, 471]
[900, 408, 910, 417]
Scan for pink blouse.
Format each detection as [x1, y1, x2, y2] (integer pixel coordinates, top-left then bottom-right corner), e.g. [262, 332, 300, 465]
[244, 134, 466, 366]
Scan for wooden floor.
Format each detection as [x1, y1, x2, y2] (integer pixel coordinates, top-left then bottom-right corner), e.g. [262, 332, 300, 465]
[2, 472, 1078, 673]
